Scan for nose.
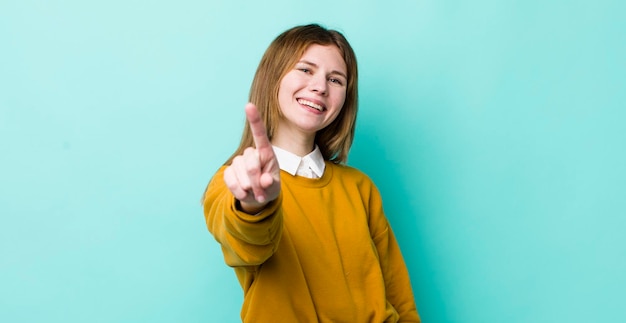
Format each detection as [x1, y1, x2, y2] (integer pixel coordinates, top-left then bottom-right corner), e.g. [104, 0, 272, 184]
[309, 74, 328, 96]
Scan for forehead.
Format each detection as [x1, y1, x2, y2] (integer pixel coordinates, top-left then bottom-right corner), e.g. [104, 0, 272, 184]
[298, 44, 347, 74]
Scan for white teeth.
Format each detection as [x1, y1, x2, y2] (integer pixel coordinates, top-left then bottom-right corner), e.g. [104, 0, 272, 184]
[298, 99, 324, 111]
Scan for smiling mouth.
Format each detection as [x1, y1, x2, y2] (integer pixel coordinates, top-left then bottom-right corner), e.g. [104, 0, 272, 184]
[297, 99, 325, 112]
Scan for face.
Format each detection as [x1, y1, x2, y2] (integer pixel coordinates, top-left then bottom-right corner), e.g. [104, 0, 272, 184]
[276, 44, 348, 138]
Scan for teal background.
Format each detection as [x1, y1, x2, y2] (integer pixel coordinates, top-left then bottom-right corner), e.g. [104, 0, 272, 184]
[1, 1, 624, 322]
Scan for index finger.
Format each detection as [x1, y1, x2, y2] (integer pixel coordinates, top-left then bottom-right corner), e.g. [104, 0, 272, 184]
[245, 103, 272, 150]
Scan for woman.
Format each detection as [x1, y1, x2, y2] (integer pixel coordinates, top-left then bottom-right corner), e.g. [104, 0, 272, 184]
[203, 24, 420, 322]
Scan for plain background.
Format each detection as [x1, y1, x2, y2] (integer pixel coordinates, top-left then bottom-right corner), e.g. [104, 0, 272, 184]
[1, 1, 624, 322]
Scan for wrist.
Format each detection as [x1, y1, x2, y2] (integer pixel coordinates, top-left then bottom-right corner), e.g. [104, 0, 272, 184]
[237, 200, 268, 215]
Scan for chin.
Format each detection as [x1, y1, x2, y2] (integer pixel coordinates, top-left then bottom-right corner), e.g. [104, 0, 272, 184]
[292, 120, 326, 133]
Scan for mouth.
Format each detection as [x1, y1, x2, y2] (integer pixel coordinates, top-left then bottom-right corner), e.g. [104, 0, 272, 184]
[297, 98, 325, 112]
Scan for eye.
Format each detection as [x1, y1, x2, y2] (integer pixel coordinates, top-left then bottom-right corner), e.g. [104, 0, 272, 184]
[298, 68, 312, 74]
[329, 77, 344, 86]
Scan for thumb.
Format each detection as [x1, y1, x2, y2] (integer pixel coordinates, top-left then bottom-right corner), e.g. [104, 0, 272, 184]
[259, 172, 274, 189]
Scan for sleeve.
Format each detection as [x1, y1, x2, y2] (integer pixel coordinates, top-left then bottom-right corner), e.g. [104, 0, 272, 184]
[368, 183, 421, 323]
[202, 166, 283, 268]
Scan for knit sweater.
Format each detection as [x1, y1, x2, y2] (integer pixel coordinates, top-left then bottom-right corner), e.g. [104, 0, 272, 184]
[203, 162, 420, 322]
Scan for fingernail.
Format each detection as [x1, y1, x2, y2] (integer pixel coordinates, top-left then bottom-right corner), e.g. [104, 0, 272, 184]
[257, 196, 266, 203]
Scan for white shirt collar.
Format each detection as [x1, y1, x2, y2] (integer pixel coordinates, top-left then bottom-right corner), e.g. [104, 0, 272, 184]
[272, 145, 326, 178]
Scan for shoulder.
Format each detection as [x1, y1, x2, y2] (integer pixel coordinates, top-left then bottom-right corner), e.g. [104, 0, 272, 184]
[328, 163, 388, 225]
[327, 162, 378, 189]
[202, 165, 229, 201]
[207, 165, 228, 186]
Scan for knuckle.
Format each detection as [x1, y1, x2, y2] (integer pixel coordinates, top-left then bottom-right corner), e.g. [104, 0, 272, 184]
[239, 178, 251, 190]
[245, 162, 260, 174]
[231, 155, 243, 165]
[225, 180, 242, 196]
[235, 190, 248, 200]
[225, 181, 238, 192]
[223, 167, 235, 180]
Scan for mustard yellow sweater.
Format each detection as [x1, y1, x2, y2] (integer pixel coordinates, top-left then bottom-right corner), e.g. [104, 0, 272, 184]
[203, 162, 420, 322]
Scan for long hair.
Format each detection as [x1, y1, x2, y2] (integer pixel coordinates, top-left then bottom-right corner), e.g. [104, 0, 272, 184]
[225, 24, 359, 165]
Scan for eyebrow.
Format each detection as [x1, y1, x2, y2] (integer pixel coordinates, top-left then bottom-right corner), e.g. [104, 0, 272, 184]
[298, 60, 348, 80]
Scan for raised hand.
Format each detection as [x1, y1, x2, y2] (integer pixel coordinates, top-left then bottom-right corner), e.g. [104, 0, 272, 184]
[223, 103, 281, 214]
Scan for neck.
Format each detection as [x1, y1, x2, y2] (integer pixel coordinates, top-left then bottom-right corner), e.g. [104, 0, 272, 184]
[271, 127, 316, 157]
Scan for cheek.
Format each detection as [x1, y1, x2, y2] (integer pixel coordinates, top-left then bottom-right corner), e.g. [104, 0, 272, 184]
[277, 79, 288, 98]
[330, 95, 346, 120]
[277, 75, 299, 103]
[277, 81, 291, 107]
[333, 90, 347, 110]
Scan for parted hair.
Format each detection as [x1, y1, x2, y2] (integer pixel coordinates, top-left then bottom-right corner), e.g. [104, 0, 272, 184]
[225, 24, 359, 165]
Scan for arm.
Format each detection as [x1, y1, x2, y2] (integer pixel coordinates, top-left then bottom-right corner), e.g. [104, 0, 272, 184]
[368, 185, 421, 322]
[203, 167, 283, 267]
[203, 103, 283, 267]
